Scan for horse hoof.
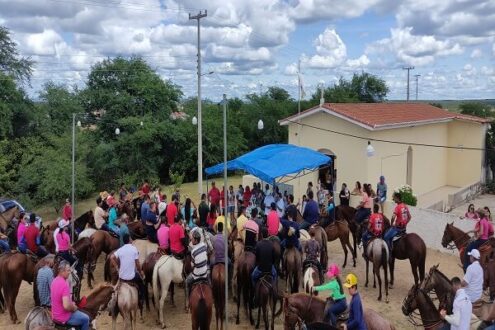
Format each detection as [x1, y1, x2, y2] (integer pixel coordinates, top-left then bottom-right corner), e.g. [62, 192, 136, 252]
[236, 319, 240, 325]
[377, 297, 382, 301]
[365, 283, 368, 288]
[161, 324, 166, 329]
[389, 285, 394, 289]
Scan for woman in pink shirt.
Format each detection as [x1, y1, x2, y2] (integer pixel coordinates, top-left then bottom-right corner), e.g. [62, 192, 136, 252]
[464, 204, 479, 220]
[465, 208, 492, 271]
[156, 217, 170, 254]
[354, 184, 372, 224]
[267, 203, 280, 237]
[56, 219, 82, 277]
[17, 214, 28, 252]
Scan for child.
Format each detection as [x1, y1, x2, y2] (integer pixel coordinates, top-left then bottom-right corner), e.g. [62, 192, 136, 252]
[313, 264, 347, 326]
[343, 273, 367, 330]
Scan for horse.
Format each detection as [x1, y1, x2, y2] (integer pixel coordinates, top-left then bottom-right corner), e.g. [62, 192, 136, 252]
[73, 210, 96, 235]
[25, 283, 115, 330]
[0, 205, 21, 232]
[389, 232, 426, 288]
[402, 284, 446, 330]
[88, 230, 120, 288]
[419, 264, 454, 314]
[299, 227, 329, 270]
[322, 220, 356, 268]
[236, 250, 256, 325]
[212, 263, 226, 330]
[33, 255, 80, 306]
[118, 200, 136, 221]
[142, 251, 165, 310]
[111, 282, 139, 330]
[0, 251, 37, 323]
[284, 246, 302, 293]
[363, 238, 389, 302]
[190, 281, 213, 330]
[303, 262, 321, 295]
[152, 254, 185, 328]
[132, 239, 158, 265]
[128, 221, 147, 240]
[335, 205, 359, 255]
[255, 273, 282, 330]
[78, 228, 97, 240]
[283, 293, 395, 330]
[231, 238, 244, 302]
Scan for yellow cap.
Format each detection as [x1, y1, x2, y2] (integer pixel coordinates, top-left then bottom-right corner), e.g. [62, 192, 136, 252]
[343, 273, 358, 288]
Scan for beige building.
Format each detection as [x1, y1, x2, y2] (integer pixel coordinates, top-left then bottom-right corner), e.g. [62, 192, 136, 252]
[279, 103, 491, 209]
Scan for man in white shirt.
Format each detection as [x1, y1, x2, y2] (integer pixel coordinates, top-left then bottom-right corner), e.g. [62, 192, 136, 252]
[111, 233, 145, 306]
[462, 249, 483, 303]
[275, 193, 285, 218]
[440, 276, 472, 330]
[264, 193, 275, 216]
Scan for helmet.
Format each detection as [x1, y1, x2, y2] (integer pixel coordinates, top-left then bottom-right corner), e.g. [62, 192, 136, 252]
[343, 273, 358, 288]
[326, 263, 340, 278]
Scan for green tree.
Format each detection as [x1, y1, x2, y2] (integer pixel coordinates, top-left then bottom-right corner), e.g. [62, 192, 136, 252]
[459, 102, 492, 118]
[429, 102, 443, 109]
[0, 26, 33, 82]
[0, 73, 33, 139]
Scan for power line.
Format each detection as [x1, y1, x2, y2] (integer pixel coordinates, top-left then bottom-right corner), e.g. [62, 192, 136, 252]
[403, 66, 414, 102]
[414, 74, 421, 101]
[284, 118, 493, 152]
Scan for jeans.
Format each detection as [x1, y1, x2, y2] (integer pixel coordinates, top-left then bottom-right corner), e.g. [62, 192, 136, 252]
[251, 265, 277, 288]
[300, 221, 315, 231]
[464, 239, 487, 271]
[384, 227, 403, 251]
[0, 239, 10, 252]
[362, 230, 373, 246]
[145, 225, 158, 243]
[484, 324, 495, 330]
[35, 246, 49, 258]
[326, 298, 347, 326]
[355, 208, 371, 224]
[66, 310, 90, 330]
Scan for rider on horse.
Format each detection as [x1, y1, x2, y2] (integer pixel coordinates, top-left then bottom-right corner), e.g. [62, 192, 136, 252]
[242, 209, 260, 252]
[251, 227, 277, 290]
[354, 184, 373, 225]
[464, 208, 493, 271]
[24, 213, 48, 258]
[313, 263, 347, 327]
[280, 208, 301, 277]
[56, 219, 83, 277]
[362, 204, 384, 250]
[300, 191, 319, 231]
[303, 227, 324, 283]
[169, 213, 188, 258]
[320, 191, 336, 228]
[384, 192, 411, 252]
[185, 230, 209, 298]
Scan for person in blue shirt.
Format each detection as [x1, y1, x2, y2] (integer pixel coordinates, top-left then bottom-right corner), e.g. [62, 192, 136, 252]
[140, 195, 151, 225]
[343, 273, 367, 330]
[320, 192, 336, 228]
[301, 191, 319, 231]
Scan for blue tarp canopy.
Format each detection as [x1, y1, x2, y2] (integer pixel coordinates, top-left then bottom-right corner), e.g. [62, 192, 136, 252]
[205, 144, 331, 184]
[0, 199, 25, 213]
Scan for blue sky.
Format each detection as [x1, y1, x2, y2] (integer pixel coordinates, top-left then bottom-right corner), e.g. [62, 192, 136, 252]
[1, 0, 494, 102]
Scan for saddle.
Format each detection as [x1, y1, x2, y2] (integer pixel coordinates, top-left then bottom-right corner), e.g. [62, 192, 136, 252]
[392, 230, 406, 242]
[53, 320, 80, 330]
[191, 277, 210, 287]
[303, 259, 320, 271]
[172, 252, 185, 260]
[244, 245, 256, 253]
[117, 279, 140, 292]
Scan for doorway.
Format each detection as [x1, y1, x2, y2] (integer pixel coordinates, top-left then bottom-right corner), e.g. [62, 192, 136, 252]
[318, 148, 336, 192]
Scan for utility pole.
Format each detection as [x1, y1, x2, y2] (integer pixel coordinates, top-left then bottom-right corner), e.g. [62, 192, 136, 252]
[221, 93, 229, 329]
[189, 10, 207, 195]
[403, 66, 414, 101]
[414, 74, 421, 101]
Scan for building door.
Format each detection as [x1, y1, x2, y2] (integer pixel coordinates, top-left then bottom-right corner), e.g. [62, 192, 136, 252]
[318, 148, 336, 192]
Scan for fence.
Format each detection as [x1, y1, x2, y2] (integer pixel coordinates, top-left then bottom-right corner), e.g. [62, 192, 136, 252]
[446, 181, 483, 212]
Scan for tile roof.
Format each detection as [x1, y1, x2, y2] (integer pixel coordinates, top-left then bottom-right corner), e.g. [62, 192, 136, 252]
[279, 102, 491, 130]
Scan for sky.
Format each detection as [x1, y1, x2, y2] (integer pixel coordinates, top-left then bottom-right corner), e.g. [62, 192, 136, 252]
[1, 0, 494, 102]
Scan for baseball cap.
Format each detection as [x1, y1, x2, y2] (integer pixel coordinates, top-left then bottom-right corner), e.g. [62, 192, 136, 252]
[468, 249, 480, 259]
[343, 273, 358, 288]
[326, 263, 340, 278]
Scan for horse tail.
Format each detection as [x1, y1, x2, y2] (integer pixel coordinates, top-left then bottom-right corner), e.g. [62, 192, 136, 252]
[104, 255, 110, 282]
[381, 242, 389, 275]
[152, 257, 162, 311]
[212, 266, 224, 320]
[197, 297, 208, 330]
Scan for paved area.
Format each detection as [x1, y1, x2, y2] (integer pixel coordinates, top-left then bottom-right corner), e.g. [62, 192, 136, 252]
[417, 185, 460, 208]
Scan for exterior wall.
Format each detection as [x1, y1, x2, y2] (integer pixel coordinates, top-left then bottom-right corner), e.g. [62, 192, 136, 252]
[446, 120, 485, 187]
[368, 122, 450, 197]
[287, 112, 370, 201]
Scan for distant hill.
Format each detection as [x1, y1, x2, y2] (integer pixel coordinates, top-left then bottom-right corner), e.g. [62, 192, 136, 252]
[389, 99, 495, 113]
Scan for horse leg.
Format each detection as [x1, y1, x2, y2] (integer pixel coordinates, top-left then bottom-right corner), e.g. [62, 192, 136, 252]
[375, 264, 382, 301]
[340, 238, 348, 268]
[410, 260, 419, 286]
[384, 256, 389, 303]
[365, 258, 369, 288]
[389, 257, 395, 288]
[263, 301, 269, 330]
[159, 281, 170, 328]
[236, 276, 241, 325]
[7, 282, 21, 323]
[255, 303, 261, 329]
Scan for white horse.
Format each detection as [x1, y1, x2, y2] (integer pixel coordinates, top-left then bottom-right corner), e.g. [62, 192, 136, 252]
[78, 228, 97, 240]
[152, 255, 185, 329]
[24, 306, 52, 330]
[111, 282, 138, 330]
[132, 239, 157, 265]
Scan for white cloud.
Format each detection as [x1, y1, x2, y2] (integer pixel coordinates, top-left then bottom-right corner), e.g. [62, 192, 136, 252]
[346, 55, 370, 68]
[284, 63, 298, 75]
[470, 49, 483, 58]
[303, 28, 347, 68]
[24, 29, 64, 55]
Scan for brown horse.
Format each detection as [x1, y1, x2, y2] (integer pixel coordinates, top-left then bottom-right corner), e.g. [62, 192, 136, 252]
[255, 274, 282, 330]
[231, 235, 244, 302]
[402, 284, 446, 329]
[118, 201, 136, 221]
[212, 263, 225, 330]
[142, 251, 165, 310]
[323, 220, 356, 268]
[128, 221, 147, 239]
[190, 282, 213, 330]
[389, 232, 426, 288]
[89, 230, 120, 288]
[0, 252, 37, 323]
[419, 264, 454, 314]
[74, 210, 96, 234]
[0, 206, 21, 231]
[236, 251, 256, 325]
[336, 205, 359, 254]
[284, 247, 302, 293]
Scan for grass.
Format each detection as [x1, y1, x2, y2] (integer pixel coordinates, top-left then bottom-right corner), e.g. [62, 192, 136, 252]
[35, 175, 243, 224]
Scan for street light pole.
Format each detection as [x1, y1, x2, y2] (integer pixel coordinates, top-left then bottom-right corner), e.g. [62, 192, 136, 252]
[222, 93, 229, 328]
[71, 113, 76, 244]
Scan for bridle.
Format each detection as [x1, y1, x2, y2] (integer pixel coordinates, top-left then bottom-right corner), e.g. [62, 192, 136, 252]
[443, 226, 470, 251]
[403, 287, 444, 329]
[285, 295, 314, 330]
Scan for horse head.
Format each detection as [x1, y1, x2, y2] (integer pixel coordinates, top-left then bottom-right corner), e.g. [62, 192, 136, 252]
[441, 223, 453, 248]
[402, 284, 419, 316]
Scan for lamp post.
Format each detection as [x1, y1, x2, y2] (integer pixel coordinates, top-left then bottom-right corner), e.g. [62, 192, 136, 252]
[366, 141, 375, 157]
[71, 114, 119, 243]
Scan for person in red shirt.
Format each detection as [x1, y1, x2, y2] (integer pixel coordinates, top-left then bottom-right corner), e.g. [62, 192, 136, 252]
[361, 204, 384, 248]
[62, 199, 72, 221]
[166, 195, 179, 226]
[142, 180, 150, 196]
[243, 186, 252, 208]
[207, 205, 217, 230]
[266, 202, 280, 237]
[169, 213, 188, 257]
[208, 182, 221, 211]
[24, 213, 48, 257]
[384, 192, 411, 251]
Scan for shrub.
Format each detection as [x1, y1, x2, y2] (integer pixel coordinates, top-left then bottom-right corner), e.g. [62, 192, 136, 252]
[394, 184, 418, 206]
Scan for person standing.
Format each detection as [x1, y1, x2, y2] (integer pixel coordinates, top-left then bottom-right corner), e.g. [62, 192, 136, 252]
[267, 203, 280, 237]
[343, 273, 367, 330]
[440, 276, 472, 330]
[37, 258, 54, 307]
[181, 198, 197, 229]
[243, 186, 252, 209]
[141, 180, 150, 196]
[214, 211, 231, 234]
[339, 183, 350, 207]
[166, 195, 179, 226]
[384, 192, 411, 252]
[462, 249, 483, 303]
[306, 182, 314, 197]
[110, 233, 145, 307]
[119, 183, 128, 201]
[140, 195, 151, 225]
[51, 261, 90, 330]
[227, 185, 236, 222]
[301, 191, 319, 231]
[207, 205, 218, 231]
[24, 213, 48, 257]
[276, 192, 285, 219]
[313, 264, 347, 326]
[376, 176, 387, 212]
[198, 194, 210, 228]
[464, 204, 478, 220]
[263, 192, 275, 217]
[208, 182, 221, 211]
[236, 185, 244, 215]
[62, 199, 72, 221]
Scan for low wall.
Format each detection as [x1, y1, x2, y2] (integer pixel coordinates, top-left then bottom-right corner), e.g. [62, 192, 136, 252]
[446, 181, 482, 211]
[407, 205, 477, 253]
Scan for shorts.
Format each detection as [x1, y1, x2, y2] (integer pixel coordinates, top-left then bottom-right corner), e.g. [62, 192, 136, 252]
[228, 206, 235, 213]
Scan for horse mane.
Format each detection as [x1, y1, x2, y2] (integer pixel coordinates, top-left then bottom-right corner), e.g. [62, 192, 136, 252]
[432, 267, 451, 284]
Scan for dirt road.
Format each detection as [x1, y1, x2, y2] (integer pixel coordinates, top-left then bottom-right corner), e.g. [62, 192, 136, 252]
[0, 239, 465, 329]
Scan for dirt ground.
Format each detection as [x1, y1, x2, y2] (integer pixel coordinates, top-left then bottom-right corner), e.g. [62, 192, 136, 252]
[0, 239, 467, 330]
